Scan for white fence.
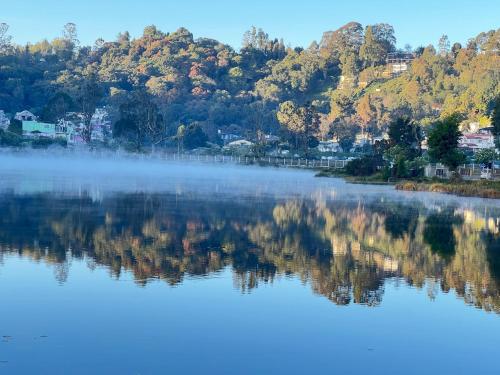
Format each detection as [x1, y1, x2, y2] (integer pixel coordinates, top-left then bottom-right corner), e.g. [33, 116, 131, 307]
[161, 153, 349, 169]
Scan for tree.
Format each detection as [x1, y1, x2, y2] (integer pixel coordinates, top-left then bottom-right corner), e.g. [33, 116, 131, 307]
[360, 24, 396, 67]
[492, 96, 500, 150]
[0, 23, 12, 53]
[474, 148, 497, 165]
[115, 90, 163, 150]
[8, 119, 22, 136]
[176, 124, 186, 153]
[277, 101, 319, 153]
[62, 23, 79, 51]
[41, 92, 75, 123]
[76, 72, 103, 143]
[427, 115, 466, 171]
[451, 42, 462, 58]
[183, 123, 208, 150]
[438, 35, 450, 56]
[387, 117, 422, 159]
[385, 118, 423, 178]
[330, 119, 359, 152]
[320, 22, 363, 77]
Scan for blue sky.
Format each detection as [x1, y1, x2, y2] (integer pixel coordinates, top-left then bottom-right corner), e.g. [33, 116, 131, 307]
[3, 0, 499, 49]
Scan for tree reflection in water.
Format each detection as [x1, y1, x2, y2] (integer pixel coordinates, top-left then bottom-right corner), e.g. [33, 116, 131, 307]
[0, 192, 499, 313]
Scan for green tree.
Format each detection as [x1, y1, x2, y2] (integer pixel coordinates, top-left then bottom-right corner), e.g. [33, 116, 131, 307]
[387, 117, 422, 159]
[360, 24, 396, 67]
[330, 119, 359, 152]
[183, 123, 208, 150]
[427, 115, 466, 171]
[492, 96, 500, 149]
[474, 148, 497, 165]
[8, 119, 22, 136]
[41, 92, 74, 123]
[277, 101, 319, 153]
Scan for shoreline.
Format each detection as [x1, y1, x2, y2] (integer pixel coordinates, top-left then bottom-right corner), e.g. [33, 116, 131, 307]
[395, 180, 500, 199]
[315, 169, 500, 199]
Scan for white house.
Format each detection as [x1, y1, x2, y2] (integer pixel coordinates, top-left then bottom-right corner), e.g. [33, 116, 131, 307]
[317, 140, 341, 153]
[459, 133, 495, 152]
[90, 107, 112, 142]
[226, 139, 254, 148]
[14, 110, 37, 122]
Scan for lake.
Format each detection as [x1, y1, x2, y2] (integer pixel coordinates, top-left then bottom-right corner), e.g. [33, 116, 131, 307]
[1, 153, 500, 374]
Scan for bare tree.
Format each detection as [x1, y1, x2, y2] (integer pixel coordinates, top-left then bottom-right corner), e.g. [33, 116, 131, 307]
[0, 23, 12, 54]
[77, 72, 103, 143]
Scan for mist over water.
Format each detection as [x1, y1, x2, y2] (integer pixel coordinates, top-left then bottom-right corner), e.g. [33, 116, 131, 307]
[1, 151, 498, 210]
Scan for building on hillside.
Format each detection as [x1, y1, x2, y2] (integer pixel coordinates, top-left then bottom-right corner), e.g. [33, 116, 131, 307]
[218, 130, 242, 145]
[338, 75, 357, 89]
[459, 133, 495, 152]
[317, 140, 341, 153]
[226, 139, 254, 147]
[0, 110, 9, 130]
[90, 107, 112, 142]
[386, 52, 414, 76]
[57, 119, 85, 144]
[22, 121, 56, 138]
[15, 110, 37, 122]
[57, 108, 112, 144]
[263, 134, 280, 143]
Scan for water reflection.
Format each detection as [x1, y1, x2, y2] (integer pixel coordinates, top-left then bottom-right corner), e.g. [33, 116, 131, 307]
[1, 192, 500, 313]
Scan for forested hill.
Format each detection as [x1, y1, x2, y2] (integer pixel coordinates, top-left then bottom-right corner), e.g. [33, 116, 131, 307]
[0, 22, 498, 141]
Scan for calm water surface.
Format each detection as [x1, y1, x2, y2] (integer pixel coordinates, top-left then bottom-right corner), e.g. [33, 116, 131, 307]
[1, 154, 500, 374]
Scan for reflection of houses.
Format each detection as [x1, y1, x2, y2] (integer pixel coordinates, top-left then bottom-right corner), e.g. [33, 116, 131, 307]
[15, 110, 37, 122]
[0, 110, 9, 130]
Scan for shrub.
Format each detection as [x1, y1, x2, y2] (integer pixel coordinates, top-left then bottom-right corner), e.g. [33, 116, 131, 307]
[345, 156, 379, 176]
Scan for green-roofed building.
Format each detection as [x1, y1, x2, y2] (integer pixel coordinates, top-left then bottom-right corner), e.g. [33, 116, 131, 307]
[22, 121, 56, 138]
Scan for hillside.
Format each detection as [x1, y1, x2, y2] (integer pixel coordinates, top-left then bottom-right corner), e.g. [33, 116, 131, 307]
[0, 22, 498, 144]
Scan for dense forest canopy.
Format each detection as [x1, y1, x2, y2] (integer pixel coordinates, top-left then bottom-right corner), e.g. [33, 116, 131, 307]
[0, 21, 498, 144]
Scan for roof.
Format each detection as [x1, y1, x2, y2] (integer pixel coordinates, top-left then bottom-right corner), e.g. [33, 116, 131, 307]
[22, 121, 56, 135]
[227, 140, 254, 147]
[16, 110, 35, 116]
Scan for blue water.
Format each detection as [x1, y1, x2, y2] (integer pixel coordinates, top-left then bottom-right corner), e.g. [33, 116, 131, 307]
[0, 154, 499, 374]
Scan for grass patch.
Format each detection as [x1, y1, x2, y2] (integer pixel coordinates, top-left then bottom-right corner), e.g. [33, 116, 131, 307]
[396, 179, 500, 199]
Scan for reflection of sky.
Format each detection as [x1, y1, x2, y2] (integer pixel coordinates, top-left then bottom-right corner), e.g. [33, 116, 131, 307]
[1, 152, 499, 210]
[1, 254, 500, 374]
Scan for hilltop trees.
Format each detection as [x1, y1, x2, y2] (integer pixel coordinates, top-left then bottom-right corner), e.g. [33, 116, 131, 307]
[360, 23, 396, 67]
